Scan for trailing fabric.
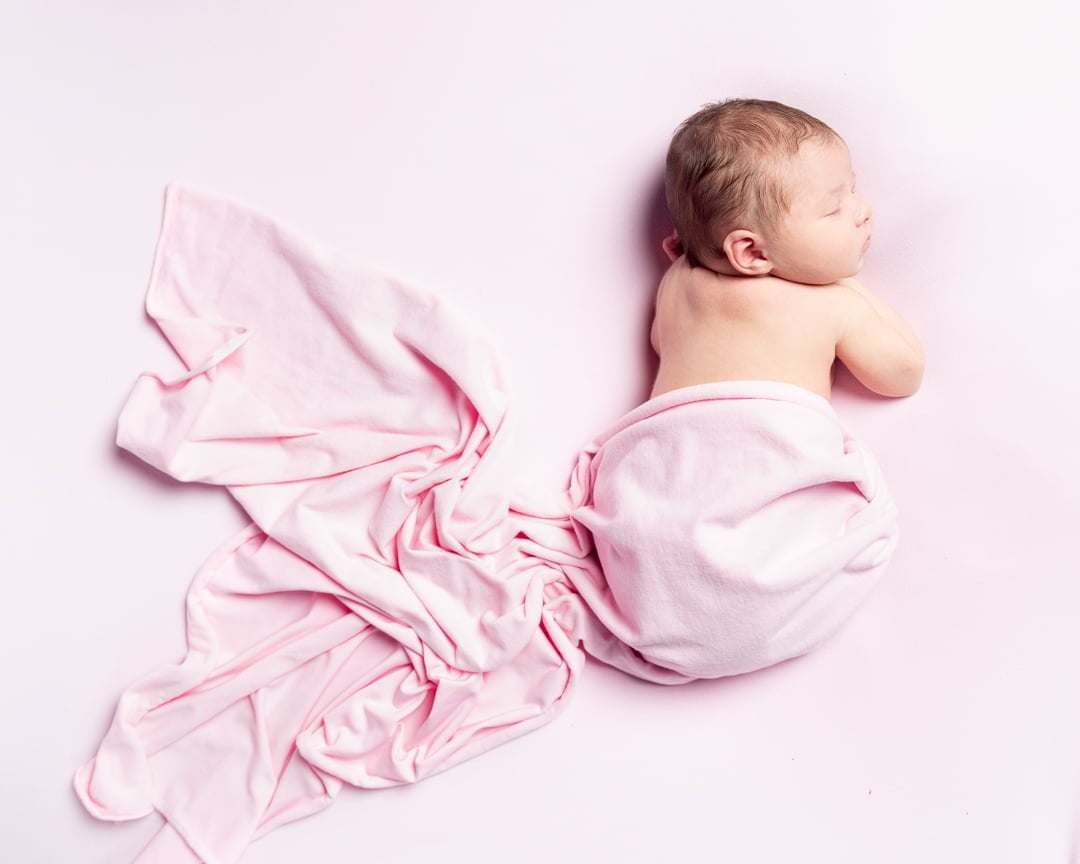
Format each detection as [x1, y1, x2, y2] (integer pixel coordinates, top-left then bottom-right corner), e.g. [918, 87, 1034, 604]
[74, 184, 898, 864]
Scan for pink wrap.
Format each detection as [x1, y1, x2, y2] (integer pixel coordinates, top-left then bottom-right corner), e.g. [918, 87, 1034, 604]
[74, 183, 899, 863]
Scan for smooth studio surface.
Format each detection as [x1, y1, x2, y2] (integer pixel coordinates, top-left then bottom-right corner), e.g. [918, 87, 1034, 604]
[3, 2, 1078, 862]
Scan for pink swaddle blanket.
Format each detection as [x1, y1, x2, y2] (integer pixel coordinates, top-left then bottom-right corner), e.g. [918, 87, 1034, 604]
[74, 183, 899, 863]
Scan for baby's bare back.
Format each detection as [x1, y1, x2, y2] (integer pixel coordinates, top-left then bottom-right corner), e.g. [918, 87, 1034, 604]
[650, 272, 845, 402]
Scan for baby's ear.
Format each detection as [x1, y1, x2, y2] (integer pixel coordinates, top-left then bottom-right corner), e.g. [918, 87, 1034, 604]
[661, 232, 683, 262]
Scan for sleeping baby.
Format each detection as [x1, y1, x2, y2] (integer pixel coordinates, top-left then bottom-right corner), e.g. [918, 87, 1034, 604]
[562, 99, 914, 677]
[650, 98, 924, 403]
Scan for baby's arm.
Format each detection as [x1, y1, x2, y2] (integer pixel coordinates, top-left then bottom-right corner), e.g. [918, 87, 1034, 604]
[834, 277, 925, 397]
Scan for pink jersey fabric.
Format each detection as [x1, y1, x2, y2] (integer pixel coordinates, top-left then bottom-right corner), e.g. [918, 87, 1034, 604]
[74, 183, 899, 863]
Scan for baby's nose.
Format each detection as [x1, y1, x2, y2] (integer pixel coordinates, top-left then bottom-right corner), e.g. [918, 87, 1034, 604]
[857, 202, 872, 226]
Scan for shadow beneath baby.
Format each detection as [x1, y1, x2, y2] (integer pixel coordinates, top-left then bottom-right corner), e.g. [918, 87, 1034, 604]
[636, 172, 671, 405]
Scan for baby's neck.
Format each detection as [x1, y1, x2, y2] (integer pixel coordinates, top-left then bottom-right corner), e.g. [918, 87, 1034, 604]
[708, 259, 742, 276]
[703, 257, 755, 278]
[703, 258, 800, 285]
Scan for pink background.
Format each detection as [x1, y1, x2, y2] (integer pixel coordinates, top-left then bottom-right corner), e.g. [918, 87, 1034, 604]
[4, 1, 1078, 861]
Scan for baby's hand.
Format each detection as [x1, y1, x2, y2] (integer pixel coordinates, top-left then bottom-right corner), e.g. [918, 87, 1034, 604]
[661, 232, 684, 262]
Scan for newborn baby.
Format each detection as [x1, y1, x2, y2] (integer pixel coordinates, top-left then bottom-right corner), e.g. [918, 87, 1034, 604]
[650, 98, 924, 402]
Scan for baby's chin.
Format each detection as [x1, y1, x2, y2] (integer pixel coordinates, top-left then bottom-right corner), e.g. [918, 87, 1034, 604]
[769, 250, 865, 284]
[833, 254, 867, 282]
[778, 266, 858, 286]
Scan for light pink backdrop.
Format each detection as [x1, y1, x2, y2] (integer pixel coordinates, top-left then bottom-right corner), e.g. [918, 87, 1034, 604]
[4, 1, 1078, 862]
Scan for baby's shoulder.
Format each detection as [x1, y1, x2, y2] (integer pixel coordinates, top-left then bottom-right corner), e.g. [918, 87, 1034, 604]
[815, 277, 869, 340]
[762, 276, 854, 341]
[761, 274, 851, 310]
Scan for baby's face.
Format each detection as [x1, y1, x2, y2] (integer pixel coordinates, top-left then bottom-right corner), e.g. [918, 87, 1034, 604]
[767, 138, 873, 285]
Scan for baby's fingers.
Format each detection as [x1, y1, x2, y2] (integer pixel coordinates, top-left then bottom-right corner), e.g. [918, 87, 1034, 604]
[661, 232, 684, 262]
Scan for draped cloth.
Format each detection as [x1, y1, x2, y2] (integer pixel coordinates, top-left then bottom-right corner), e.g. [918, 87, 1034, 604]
[73, 183, 899, 863]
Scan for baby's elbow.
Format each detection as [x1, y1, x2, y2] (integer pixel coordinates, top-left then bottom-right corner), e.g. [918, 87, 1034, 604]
[864, 350, 924, 398]
[890, 350, 925, 397]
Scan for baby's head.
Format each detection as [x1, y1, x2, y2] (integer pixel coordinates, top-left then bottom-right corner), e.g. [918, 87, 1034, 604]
[665, 98, 872, 285]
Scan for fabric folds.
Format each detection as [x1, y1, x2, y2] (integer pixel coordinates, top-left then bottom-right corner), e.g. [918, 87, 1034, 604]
[74, 183, 898, 864]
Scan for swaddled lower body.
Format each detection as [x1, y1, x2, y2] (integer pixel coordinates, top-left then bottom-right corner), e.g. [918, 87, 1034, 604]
[73, 183, 898, 864]
[568, 379, 897, 678]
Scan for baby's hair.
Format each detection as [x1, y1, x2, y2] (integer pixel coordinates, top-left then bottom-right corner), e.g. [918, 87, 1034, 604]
[665, 98, 842, 269]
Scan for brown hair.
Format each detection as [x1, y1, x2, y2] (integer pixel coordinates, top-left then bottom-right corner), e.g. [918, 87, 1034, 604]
[665, 98, 841, 269]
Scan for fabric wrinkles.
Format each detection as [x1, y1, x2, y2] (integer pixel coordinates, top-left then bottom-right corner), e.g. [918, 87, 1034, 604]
[73, 183, 899, 864]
